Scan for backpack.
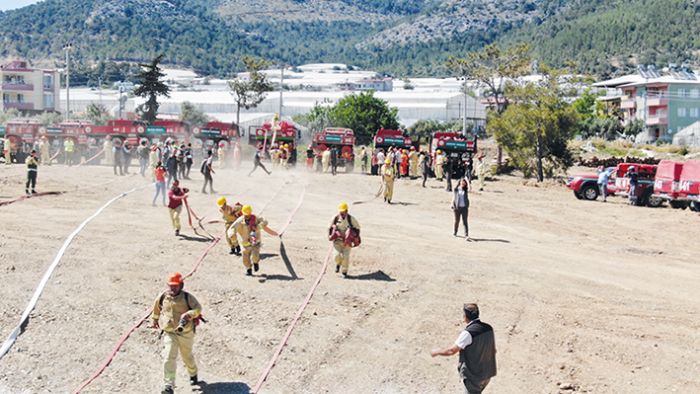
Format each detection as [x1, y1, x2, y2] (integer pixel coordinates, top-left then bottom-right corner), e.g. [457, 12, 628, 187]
[158, 291, 207, 332]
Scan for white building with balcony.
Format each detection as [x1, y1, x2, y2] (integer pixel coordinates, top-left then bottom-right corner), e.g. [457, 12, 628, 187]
[0, 60, 60, 113]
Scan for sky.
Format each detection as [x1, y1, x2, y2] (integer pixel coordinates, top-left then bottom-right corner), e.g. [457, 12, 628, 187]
[0, 0, 42, 11]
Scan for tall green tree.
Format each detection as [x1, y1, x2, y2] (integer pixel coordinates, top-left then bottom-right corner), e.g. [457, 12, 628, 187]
[488, 69, 578, 181]
[407, 119, 462, 144]
[133, 54, 170, 124]
[84, 103, 110, 125]
[228, 56, 273, 131]
[179, 101, 208, 131]
[330, 91, 399, 144]
[447, 44, 532, 168]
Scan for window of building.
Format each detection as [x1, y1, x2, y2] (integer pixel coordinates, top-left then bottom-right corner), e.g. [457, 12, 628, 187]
[690, 108, 700, 118]
[17, 94, 24, 103]
[2, 93, 9, 103]
[43, 75, 54, 89]
[691, 89, 700, 99]
[43, 93, 54, 109]
[678, 107, 687, 117]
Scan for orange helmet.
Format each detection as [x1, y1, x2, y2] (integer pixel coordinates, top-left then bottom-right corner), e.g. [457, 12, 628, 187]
[167, 272, 184, 286]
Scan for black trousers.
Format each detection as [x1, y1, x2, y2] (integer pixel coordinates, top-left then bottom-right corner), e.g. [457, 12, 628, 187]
[248, 161, 270, 176]
[463, 377, 490, 394]
[422, 171, 428, 187]
[202, 172, 214, 192]
[26, 171, 37, 191]
[186, 160, 193, 177]
[453, 206, 469, 236]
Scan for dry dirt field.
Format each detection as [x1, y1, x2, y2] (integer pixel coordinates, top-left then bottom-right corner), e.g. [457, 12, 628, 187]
[0, 162, 698, 394]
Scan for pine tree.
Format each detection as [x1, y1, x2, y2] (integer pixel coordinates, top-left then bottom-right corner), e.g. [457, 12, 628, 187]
[133, 54, 170, 124]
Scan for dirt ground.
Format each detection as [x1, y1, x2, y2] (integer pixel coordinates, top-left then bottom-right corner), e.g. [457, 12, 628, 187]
[0, 161, 698, 394]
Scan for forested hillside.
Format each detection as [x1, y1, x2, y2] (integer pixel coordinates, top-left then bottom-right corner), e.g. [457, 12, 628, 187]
[0, 0, 696, 79]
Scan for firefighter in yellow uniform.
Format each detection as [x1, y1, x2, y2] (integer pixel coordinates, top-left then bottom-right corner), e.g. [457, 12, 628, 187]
[63, 138, 75, 166]
[150, 272, 202, 394]
[217, 143, 226, 169]
[329, 202, 361, 277]
[218, 197, 242, 255]
[381, 158, 395, 204]
[39, 136, 51, 165]
[231, 204, 279, 276]
[3, 137, 12, 165]
[408, 146, 419, 178]
[434, 150, 445, 181]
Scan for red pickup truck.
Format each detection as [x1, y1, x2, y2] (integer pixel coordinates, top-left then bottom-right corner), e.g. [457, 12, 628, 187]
[654, 159, 700, 211]
[567, 163, 662, 207]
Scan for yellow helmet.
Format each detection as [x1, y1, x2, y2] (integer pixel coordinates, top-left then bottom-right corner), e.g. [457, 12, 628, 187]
[338, 202, 349, 212]
[384, 158, 391, 164]
[241, 204, 253, 216]
[436, 150, 442, 154]
[217, 197, 227, 207]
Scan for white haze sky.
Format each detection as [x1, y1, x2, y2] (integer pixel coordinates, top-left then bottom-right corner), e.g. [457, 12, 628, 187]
[0, 0, 42, 11]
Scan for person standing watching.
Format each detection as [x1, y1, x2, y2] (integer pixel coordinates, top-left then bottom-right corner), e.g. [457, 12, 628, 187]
[201, 149, 216, 194]
[150, 272, 202, 394]
[137, 140, 149, 176]
[122, 142, 133, 174]
[153, 162, 167, 207]
[452, 178, 471, 240]
[626, 166, 639, 205]
[113, 141, 123, 176]
[597, 166, 613, 203]
[166, 152, 178, 188]
[63, 138, 75, 166]
[381, 158, 396, 204]
[330, 146, 338, 176]
[185, 143, 194, 179]
[420, 151, 431, 188]
[25, 150, 39, 195]
[167, 180, 189, 236]
[431, 303, 497, 394]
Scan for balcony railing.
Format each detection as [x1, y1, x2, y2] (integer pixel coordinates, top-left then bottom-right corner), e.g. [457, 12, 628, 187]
[646, 114, 668, 126]
[646, 96, 668, 107]
[621, 98, 636, 109]
[2, 102, 35, 110]
[2, 82, 34, 91]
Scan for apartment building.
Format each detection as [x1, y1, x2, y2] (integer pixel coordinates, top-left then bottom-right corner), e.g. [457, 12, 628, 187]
[0, 60, 60, 113]
[594, 66, 700, 143]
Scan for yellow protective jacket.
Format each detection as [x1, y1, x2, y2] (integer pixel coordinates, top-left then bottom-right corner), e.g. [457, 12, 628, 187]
[152, 291, 202, 334]
[231, 214, 269, 246]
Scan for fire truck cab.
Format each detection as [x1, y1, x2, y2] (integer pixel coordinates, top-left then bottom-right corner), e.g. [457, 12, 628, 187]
[312, 127, 356, 172]
[373, 129, 416, 151]
[430, 131, 477, 179]
[249, 121, 300, 165]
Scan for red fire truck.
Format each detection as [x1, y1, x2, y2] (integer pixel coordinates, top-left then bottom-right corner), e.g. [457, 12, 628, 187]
[429, 131, 477, 179]
[311, 127, 356, 172]
[654, 159, 700, 211]
[567, 162, 662, 207]
[373, 129, 416, 151]
[3, 120, 39, 163]
[249, 120, 300, 165]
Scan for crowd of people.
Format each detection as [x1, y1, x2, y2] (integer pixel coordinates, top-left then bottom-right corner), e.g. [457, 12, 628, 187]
[5, 138, 498, 394]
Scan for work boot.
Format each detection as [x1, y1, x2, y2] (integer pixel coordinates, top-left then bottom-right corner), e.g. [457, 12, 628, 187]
[246, 268, 252, 276]
[25, 189, 30, 195]
[189, 374, 198, 385]
[31, 189, 36, 194]
[235, 246, 241, 255]
[175, 229, 180, 236]
[335, 265, 340, 273]
[161, 385, 174, 394]
[229, 247, 236, 255]
[342, 272, 348, 278]
[253, 263, 260, 272]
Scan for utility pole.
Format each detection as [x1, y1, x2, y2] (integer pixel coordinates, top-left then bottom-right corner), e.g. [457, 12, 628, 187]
[63, 43, 72, 120]
[463, 77, 468, 136]
[279, 65, 284, 118]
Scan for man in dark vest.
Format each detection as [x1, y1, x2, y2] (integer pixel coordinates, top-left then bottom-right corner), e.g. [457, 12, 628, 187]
[431, 303, 497, 394]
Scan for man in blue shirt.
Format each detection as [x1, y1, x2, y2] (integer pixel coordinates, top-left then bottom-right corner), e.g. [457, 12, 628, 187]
[597, 166, 614, 202]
